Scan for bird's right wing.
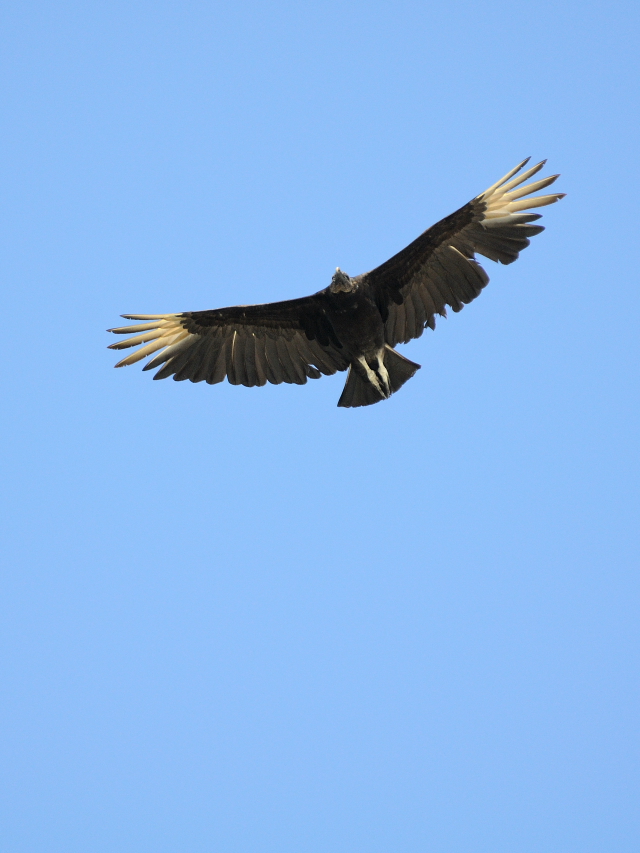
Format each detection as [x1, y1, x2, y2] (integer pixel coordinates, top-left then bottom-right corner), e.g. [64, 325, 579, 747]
[108, 294, 349, 386]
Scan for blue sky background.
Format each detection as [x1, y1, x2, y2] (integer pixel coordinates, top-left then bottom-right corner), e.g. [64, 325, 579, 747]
[1, 2, 639, 851]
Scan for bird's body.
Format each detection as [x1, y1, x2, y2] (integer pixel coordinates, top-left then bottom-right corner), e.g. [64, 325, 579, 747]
[109, 159, 564, 407]
[327, 280, 385, 375]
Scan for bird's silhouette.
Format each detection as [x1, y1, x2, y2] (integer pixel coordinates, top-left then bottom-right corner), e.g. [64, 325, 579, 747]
[109, 159, 564, 407]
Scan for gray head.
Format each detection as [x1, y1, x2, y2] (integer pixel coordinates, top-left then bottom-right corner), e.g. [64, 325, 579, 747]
[329, 267, 356, 294]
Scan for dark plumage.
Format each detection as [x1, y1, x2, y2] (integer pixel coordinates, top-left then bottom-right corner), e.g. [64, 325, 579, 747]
[109, 158, 564, 407]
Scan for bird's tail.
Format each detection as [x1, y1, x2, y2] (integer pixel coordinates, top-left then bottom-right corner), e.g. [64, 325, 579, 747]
[337, 346, 420, 408]
[384, 346, 421, 393]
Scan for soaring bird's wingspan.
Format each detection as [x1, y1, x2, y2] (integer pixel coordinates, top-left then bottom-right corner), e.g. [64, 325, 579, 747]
[362, 159, 565, 347]
[108, 294, 349, 386]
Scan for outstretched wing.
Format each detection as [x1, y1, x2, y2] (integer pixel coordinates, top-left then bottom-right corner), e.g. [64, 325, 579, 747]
[363, 159, 565, 347]
[108, 294, 349, 386]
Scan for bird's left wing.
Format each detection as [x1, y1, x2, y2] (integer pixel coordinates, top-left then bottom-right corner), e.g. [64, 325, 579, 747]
[108, 294, 349, 386]
[362, 159, 564, 347]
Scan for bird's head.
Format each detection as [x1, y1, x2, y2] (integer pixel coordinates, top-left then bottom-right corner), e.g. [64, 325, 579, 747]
[329, 267, 356, 294]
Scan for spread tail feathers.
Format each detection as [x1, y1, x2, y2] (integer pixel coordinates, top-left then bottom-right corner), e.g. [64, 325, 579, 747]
[337, 346, 420, 408]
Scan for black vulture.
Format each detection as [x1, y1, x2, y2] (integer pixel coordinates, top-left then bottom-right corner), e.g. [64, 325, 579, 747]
[109, 159, 564, 407]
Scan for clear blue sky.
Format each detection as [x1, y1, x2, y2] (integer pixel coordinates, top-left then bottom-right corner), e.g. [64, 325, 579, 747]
[1, 2, 639, 851]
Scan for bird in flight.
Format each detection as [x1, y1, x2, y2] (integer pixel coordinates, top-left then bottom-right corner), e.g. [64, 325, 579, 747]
[109, 158, 564, 407]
